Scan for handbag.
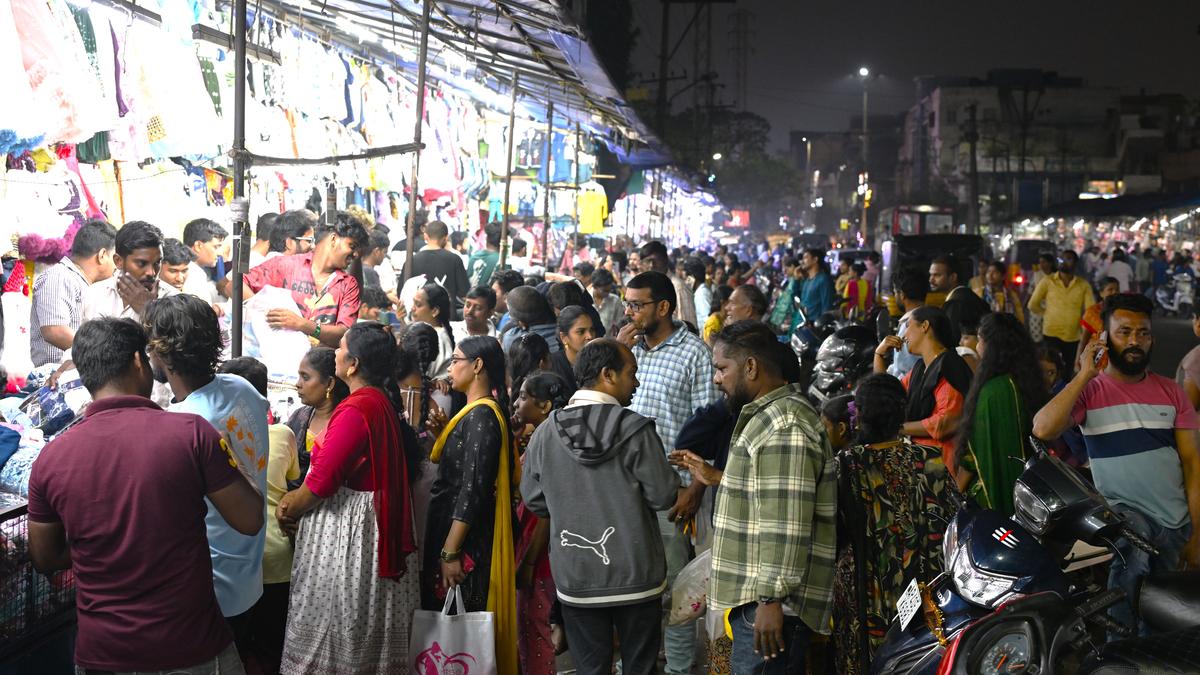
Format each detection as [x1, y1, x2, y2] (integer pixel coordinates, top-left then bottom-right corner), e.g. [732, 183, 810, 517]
[410, 586, 497, 675]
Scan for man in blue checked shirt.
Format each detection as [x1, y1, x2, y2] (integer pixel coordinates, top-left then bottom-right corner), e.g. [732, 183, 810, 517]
[617, 270, 721, 675]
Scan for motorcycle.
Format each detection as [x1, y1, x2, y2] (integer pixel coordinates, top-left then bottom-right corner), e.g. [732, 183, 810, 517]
[1155, 272, 1194, 317]
[806, 323, 877, 404]
[872, 442, 1143, 675]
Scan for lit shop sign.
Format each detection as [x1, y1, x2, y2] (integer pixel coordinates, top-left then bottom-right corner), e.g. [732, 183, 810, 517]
[728, 210, 750, 228]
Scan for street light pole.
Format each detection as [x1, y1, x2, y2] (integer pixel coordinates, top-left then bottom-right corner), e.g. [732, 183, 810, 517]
[859, 67, 870, 245]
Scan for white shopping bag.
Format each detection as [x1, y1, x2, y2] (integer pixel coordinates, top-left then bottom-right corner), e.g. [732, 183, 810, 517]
[669, 548, 711, 626]
[243, 286, 312, 383]
[410, 587, 497, 675]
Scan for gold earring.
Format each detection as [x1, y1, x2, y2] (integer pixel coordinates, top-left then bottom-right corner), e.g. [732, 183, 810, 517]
[325, 388, 331, 401]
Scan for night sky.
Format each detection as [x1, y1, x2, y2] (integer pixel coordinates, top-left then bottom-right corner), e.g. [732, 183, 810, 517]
[629, 0, 1200, 151]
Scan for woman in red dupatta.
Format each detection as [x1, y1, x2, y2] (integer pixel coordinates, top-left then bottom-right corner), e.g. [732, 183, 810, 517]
[277, 323, 419, 674]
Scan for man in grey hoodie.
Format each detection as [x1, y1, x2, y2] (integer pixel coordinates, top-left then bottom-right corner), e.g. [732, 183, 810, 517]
[520, 338, 681, 675]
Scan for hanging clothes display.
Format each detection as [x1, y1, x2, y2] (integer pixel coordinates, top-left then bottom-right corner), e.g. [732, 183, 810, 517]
[577, 181, 608, 234]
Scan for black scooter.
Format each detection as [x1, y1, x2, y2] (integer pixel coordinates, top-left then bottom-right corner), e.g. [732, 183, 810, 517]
[872, 442, 1149, 674]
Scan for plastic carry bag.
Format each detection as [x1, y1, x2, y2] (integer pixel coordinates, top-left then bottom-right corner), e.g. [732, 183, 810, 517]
[242, 286, 312, 383]
[410, 586, 497, 675]
[669, 548, 711, 626]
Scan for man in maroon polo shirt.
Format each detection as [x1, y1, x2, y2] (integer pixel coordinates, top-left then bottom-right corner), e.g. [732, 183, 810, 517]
[26, 317, 263, 673]
[242, 211, 369, 348]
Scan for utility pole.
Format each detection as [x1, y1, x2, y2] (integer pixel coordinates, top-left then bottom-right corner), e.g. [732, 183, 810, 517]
[728, 9, 754, 110]
[859, 67, 870, 243]
[966, 103, 980, 233]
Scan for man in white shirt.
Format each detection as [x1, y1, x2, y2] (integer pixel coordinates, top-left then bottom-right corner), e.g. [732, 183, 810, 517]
[83, 221, 178, 322]
[1106, 248, 1136, 292]
[249, 213, 278, 269]
[181, 218, 229, 304]
[451, 286, 498, 343]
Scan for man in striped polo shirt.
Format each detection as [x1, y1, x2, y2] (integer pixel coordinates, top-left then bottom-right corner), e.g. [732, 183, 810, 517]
[1034, 293, 1200, 636]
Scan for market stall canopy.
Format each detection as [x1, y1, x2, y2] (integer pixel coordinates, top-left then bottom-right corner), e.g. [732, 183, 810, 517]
[1038, 191, 1200, 218]
[252, 0, 671, 165]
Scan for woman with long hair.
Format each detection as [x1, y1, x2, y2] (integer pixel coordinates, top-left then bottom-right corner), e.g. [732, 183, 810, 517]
[832, 374, 956, 674]
[874, 305, 971, 472]
[423, 336, 519, 675]
[955, 313, 1049, 515]
[508, 332, 552, 405]
[549, 305, 594, 393]
[287, 347, 349, 487]
[409, 283, 455, 379]
[511, 371, 572, 675]
[704, 285, 735, 346]
[278, 324, 419, 674]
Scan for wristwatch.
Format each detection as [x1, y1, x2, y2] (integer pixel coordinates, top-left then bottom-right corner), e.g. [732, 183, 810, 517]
[758, 596, 780, 605]
[440, 548, 462, 562]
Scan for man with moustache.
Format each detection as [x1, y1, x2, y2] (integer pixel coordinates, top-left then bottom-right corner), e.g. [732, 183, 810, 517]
[1034, 293, 1200, 636]
[82, 220, 178, 322]
[708, 321, 836, 673]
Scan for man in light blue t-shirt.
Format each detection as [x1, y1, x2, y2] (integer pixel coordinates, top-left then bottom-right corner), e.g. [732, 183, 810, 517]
[144, 296, 269, 636]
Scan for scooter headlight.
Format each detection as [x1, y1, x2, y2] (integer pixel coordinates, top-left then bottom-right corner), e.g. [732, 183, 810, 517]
[950, 545, 1020, 609]
[1013, 481, 1051, 535]
[942, 516, 960, 567]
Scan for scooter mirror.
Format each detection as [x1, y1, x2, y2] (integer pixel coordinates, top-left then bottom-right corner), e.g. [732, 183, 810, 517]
[875, 309, 893, 343]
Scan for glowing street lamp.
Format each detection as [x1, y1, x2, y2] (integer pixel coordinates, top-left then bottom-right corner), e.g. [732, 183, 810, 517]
[712, 152, 723, 161]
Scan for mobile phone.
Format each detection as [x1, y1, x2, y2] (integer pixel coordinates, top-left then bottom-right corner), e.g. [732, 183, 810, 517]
[1094, 331, 1107, 365]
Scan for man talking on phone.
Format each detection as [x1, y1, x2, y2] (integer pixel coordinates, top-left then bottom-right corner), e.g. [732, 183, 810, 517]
[1033, 293, 1200, 637]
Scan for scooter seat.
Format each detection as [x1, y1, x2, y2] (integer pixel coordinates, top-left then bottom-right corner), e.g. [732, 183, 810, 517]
[1079, 625, 1200, 673]
[1139, 571, 1200, 633]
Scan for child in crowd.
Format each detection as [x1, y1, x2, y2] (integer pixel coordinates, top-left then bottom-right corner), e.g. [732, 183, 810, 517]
[358, 286, 393, 323]
[512, 371, 572, 675]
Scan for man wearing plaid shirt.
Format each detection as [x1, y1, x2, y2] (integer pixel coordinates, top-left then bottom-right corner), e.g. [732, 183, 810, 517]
[708, 321, 837, 675]
[618, 270, 720, 675]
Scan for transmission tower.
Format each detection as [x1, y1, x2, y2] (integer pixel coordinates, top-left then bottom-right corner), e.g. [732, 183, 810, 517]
[728, 8, 754, 110]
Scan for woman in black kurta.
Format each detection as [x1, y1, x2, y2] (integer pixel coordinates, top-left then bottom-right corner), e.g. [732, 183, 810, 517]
[421, 405, 503, 611]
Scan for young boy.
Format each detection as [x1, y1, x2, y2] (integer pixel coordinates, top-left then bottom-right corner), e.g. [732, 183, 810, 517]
[358, 287, 392, 324]
[1074, 276, 1120, 369]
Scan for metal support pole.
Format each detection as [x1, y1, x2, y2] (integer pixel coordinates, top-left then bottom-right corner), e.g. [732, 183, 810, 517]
[540, 101, 554, 270]
[401, 0, 434, 284]
[499, 72, 520, 269]
[230, 0, 249, 357]
[861, 83, 869, 244]
[655, 1, 670, 132]
[573, 122, 582, 242]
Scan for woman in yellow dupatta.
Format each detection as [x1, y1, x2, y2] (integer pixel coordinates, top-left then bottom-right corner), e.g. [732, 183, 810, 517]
[423, 336, 520, 675]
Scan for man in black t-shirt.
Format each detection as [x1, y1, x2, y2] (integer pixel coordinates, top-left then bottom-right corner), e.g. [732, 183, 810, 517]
[409, 220, 469, 318]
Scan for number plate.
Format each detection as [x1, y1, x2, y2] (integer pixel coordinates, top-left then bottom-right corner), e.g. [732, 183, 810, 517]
[896, 578, 921, 631]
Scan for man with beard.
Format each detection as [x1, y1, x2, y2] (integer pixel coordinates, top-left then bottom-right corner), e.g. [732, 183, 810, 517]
[1028, 249, 1095, 375]
[929, 255, 991, 348]
[617, 270, 719, 675]
[243, 211, 369, 348]
[1034, 293, 1200, 636]
[144, 294, 270, 643]
[707, 320, 836, 673]
[82, 220, 177, 322]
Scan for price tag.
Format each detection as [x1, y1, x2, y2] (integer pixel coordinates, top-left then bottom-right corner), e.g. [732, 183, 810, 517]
[896, 578, 922, 631]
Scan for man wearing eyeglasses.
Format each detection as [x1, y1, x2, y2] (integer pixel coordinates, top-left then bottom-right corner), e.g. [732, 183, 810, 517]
[243, 212, 369, 348]
[618, 270, 720, 675]
[264, 210, 317, 262]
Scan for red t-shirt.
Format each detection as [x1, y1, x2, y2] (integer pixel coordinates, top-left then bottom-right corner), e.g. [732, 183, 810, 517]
[244, 252, 361, 328]
[27, 396, 239, 671]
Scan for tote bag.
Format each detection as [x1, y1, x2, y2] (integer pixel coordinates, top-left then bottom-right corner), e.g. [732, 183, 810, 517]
[410, 587, 497, 675]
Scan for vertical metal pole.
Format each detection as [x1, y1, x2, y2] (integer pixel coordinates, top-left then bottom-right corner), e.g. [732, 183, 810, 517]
[861, 83, 869, 244]
[401, 0, 434, 284]
[230, 0, 249, 357]
[499, 72, 520, 269]
[540, 102, 554, 270]
[573, 123, 581, 242]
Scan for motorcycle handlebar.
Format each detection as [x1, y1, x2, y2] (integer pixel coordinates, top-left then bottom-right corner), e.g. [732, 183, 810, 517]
[1089, 612, 1135, 639]
[1119, 525, 1160, 557]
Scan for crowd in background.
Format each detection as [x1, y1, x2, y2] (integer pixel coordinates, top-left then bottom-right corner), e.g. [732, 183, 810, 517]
[14, 209, 1200, 675]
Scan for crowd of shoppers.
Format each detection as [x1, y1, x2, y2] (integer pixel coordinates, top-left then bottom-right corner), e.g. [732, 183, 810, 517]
[17, 209, 1200, 675]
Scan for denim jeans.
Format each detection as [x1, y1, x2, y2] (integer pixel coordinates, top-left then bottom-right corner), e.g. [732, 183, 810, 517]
[729, 603, 811, 675]
[657, 510, 696, 675]
[1107, 505, 1192, 639]
[562, 599, 662, 675]
[77, 643, 244, 675]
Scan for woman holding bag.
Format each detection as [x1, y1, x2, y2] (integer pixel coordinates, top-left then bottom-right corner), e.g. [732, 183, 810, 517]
[277, 323, 420, 674]
[423, 336, 520, 675]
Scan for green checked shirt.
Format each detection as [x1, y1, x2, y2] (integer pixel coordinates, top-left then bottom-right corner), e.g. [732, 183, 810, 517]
[709, 383, 837, 634]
